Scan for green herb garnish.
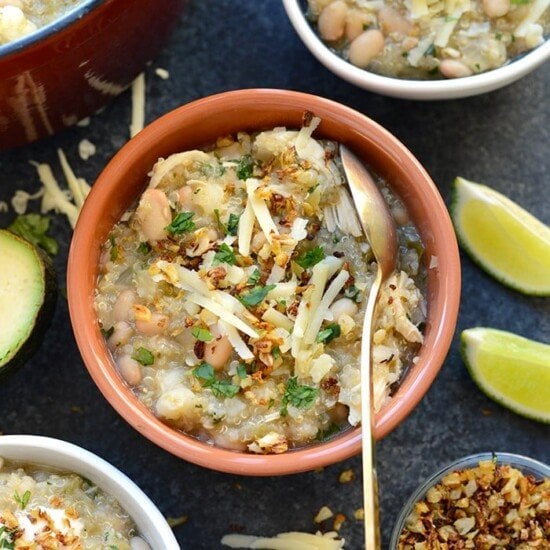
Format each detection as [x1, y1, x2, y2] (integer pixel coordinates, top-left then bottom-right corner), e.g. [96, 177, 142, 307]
[8, 213, 59, 256]
[213, 242, 236, 265]
[213, 209, 225, 233]
[281, 377, 319, 416]
[296, 246, 325, 269]
[315, 423, 341, 441]
[236, 364, 248, 379]
[239, 284, 276, 307]
[272, 346, 281, 359]
[166, 211, 195, 235]
[100, 326, 114, 339]
[511, 0, 530, 4]
[247, 268, 261, 285]
[236, 155, 253, 180]
[0, 526, 15, 550]
[227, 213, 240, 236]
[316, 323, 341, 344]
[132, 346, 154, 366]
[13, 490, 31, 509]
[109, 234, 118, 261]
[344, 284, 361, 302]
[193, 362, 239, 398]
[137, 241, 151, 254]
[191, 326, 213, 342]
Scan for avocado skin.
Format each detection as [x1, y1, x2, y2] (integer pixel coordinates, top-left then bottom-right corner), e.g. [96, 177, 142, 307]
[0, 233, 58, 380]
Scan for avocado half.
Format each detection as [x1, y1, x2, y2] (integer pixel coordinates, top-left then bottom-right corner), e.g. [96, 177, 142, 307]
[0, 229, 57, 378]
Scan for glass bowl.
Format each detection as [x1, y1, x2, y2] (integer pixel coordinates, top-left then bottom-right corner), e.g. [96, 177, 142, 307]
[390, 452, 550, 548]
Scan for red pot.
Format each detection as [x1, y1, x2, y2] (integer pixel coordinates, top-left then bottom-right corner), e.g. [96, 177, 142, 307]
[0, 0, 185, 149]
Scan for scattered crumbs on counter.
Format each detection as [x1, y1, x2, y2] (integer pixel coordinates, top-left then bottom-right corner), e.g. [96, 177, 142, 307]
[353, 508, 364, 521]
[70, 406, 84, 414]
[314, 506, 334, 523]
[333, 513, 346, 532]
[78, 139, 96, 161]
[167, 515, 188, 528]
[338, 469, 355, 483]
[155, 67, 170, 80]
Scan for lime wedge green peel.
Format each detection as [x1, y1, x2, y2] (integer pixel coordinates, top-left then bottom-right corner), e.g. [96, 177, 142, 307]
[461, 328, 550, 424]
[451, 177, 550, 296]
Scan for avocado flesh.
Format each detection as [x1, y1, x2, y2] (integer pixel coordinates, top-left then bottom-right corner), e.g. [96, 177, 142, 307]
[0, 230, 56, 373]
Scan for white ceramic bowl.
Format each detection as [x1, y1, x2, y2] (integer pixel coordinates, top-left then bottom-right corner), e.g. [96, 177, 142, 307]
[0, 435, 179, 550]
[282, 0, 550, 100]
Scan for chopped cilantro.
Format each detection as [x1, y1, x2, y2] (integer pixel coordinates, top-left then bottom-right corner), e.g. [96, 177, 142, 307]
[296, 245, 325, 269]
[307, 184, 319, 194]
[424, 43, 436, 57]
[315, 423, 341, 441]
[166, 211, 195, 235]
[193, 362, 239, 398]
[213, 242, 236, 265]
[213, 209, 226, 233]
[132, 346, 154, 366]
[344, 284, 361, 302]
[0, 526, 15, 549]
[236, 364, 248, 379]
[281, 377, 319, 416]
[316, 323, 341, 344]
[247, 268, 261, 285]
[227, 213, 240, 236]
[193, 362, 215, 382]
[8, 213, 59, 256]
[236, 155, 253, 180]
[100, 326, 114, 339]
[137, 241, 151, 254]
[511, 0, 530, 4]
[191, 326, 213, 342]
[109, 234, 118, 261]
[13, 490, 31, 509]
[239, 284, 276, 307]
[272, 346, 281, 359]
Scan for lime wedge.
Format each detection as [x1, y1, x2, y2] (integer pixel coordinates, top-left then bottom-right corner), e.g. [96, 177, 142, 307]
[451, 177, 550, 296]
[461, 328, 550, 424]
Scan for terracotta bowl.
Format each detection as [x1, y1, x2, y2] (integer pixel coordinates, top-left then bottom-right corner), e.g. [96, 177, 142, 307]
[67, 89, 461, 476]
[0, 0, 185, 150]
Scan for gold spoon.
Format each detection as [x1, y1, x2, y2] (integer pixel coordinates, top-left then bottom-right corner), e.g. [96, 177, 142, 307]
[340, 145, 398, 550]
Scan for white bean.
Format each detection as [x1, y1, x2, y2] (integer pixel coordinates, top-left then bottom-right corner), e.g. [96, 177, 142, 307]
[135, 188, 171, 242]
[203, 335, 232, 370]
[348, 30, 385, 68]
[130, 537, 151, 550]
[377, 6, 412, 37]
[117, 355, 142, 386]
[318, 0, 348, 42]
[329, 298, 358, 322]
[482, 0, 510, 18]
[113, 290, 137, 322]
[439, 59, 473, 79]
[135, 312, 169, 336]
[108, 321, 133, 348]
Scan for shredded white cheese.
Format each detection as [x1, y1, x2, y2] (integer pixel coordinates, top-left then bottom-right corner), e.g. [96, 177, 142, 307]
[10, 188, 44, 215]
[221, 531, 345, 549]
[78, 138, 96, 161]
[246, 179, 279, 243]
[218, 320, 255, 361]
[515, 0, 549, 36]
[238, 200, 256, 257]
[155, 67, 170, 80]
[130, 72, 146, 138]
[57, 148, 90, 208]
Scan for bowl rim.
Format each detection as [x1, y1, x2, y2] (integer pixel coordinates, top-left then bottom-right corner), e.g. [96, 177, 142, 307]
[0, 0, 100, 59]
[67, 88, 461, 476]
[389, 451, 550, 548]
[281, 0, 550, 100]
[0, 434, 179, 549]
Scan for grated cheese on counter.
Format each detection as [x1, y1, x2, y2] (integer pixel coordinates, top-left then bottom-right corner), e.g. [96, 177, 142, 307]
[221, 531, 345, 549]
[130, 72, 146, 138]
[155, 67, 170, 80]
[78, 138, 96, 161]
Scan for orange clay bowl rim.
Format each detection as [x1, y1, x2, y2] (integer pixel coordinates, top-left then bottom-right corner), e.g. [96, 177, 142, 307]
[68, 89, 460, 476]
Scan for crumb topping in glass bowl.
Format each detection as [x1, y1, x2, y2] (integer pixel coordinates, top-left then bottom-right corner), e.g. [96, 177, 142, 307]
[306, 0, 549, 79]
[94, 116, 427, 454]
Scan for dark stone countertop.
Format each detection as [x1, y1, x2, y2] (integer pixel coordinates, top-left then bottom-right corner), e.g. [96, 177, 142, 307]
[0, 1, 548, 548]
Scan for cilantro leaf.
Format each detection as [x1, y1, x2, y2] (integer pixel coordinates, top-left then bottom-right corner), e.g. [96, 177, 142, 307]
[137, 242, 151, 254]
[13, 490, 31, 509]
[209, 380, 240, 398]
[239, 284, 276, 307]
[227, 213, 240, 236]
[296, 246, 325, 269]
[166, 211, 195, 235]
[236, 364, 248, 379]
[132, 347, 154, 366]
[213, 209, 226, 234]
[281, 377, 319, 416]
[315, 423, 341, 441]
[191, 326, 213, 342]
[193, 362, 215, 383]
[109, 234, 118, 261]
[247, 268, 261, 285]
[236, 155, 253, 180]
[100, 326, 114, 339]
[316, 323, 341, 344]
[344, 284, 361, 302]
[8, 214, 58, 256]
[213, 242, 236, 265]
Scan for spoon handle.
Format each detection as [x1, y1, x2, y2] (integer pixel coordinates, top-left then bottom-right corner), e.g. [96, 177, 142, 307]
[362, 267, 382, 550]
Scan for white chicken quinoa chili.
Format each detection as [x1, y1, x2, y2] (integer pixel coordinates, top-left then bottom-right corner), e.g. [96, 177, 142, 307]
[306, 0, 550, 79]
[0, 457, 149, 549]
[95, 117, 427, 454]
[0, 0, 80, 45]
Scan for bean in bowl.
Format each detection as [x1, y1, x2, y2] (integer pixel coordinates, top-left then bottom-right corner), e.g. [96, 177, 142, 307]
[94, 117, 427, 454]
[306, 0, 549, 79]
